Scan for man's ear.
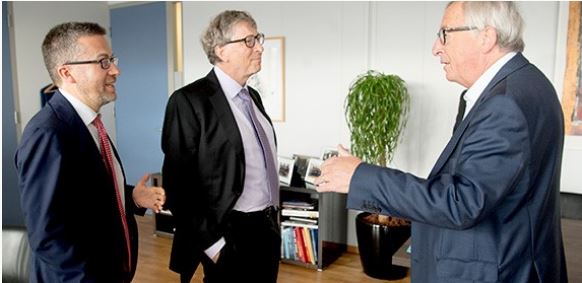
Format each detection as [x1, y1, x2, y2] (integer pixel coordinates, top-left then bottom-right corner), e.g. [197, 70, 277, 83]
[57, 65, 76, 84]
[480, 26, 498, 53]
[215, 45, 229, 63]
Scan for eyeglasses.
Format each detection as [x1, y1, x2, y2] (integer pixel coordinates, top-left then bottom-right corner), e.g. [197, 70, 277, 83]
[437, 26, 478, 45]
[63, 57, 119, 70]
[224, 33, 265, 48]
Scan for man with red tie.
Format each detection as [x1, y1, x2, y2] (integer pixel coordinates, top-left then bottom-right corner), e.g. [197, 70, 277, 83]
[15, 22, 166, 282]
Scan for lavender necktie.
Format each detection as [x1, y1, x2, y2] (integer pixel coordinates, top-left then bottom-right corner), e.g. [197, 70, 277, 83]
[239, 88, 279, 206]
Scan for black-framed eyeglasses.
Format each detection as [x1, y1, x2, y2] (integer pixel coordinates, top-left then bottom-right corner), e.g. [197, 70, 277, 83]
[63, 57, 119, 70]
[437, 26, 478, 45]
[224, 33, 265, 48]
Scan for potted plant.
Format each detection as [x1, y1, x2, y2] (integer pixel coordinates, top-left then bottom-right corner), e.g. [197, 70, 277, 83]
[345, 70, 411, 280]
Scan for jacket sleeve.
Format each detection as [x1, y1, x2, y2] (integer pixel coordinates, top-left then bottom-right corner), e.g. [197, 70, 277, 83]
[125, 184, 147, 216]
[347, 94, 529, 229]
[16, 127, 95, 282]
[161, 91, 219, 250]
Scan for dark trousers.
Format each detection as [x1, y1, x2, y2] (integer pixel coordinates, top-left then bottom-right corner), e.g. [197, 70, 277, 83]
[181, 206, 281, 283]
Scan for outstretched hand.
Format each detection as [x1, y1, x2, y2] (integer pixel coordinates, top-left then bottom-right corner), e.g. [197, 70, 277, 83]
[315, 145, 362, 194]
[132, 174, 166, 213]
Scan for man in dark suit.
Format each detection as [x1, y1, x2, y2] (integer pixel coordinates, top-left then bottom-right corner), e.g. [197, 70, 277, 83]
[15, 22, 166, 283]
[161, 10, 280, 283]
[316, 2, 567, 282]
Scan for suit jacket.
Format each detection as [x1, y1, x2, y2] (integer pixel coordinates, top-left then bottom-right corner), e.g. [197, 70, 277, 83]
[348, 53, 567, 283]
[161, 70, 275, 274]
[15, 91, 145, 283]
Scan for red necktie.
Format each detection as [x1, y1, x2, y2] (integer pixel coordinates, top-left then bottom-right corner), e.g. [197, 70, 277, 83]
[93, 115, 131, 272]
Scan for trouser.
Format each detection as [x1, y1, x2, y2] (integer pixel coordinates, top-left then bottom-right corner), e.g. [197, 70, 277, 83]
[181, 206, 281, 283]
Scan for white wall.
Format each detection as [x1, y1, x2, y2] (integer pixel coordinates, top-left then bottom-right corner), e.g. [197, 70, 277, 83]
[10, 2, 116, 141]
[182, 1, 573, 247]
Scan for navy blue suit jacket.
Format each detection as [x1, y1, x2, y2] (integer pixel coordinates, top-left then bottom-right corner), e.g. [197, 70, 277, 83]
[15, 91, 144, 283]
[348, 53, 567, 282]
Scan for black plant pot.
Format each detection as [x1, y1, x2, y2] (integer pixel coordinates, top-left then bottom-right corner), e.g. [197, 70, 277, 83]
[356, 212, 411, 280]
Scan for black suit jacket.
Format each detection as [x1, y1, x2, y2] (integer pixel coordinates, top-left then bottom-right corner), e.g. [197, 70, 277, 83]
[15, 91, 145, 282]
[161, 70, 275, 274]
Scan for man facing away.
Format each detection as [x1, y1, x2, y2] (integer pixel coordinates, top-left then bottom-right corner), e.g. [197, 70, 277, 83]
[15, 22, 166, 283]
[161, 10, 280, 283]
[316, 2, 567, 282]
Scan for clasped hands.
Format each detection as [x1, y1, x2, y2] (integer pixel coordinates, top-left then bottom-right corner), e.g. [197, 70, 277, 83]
[314, 145, 362, 194]
[132, 174, 166, 213]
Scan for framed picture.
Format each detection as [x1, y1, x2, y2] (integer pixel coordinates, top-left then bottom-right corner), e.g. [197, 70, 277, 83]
[320, 147, 339, 161]
[560, 2, 582, 136]
[304, 158, 323, 187]
[292, 154, 316, 179]
[248, 36, 286, 122]
[278, 156, 295, 186]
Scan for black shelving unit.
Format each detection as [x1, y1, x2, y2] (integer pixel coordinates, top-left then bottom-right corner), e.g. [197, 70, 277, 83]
[280, 185, 347, 270]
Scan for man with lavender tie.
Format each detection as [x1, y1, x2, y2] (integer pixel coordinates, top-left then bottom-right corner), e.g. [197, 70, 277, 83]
[161, 10, 280, 283]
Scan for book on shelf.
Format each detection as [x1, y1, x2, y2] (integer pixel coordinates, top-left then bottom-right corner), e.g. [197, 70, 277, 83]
[281, 220, 318, 229]
[281, 209, 319, 219]
[282, 200, 316, 210]
[302, 227, 315, 264]
[310, 228, 318, 260]
[281, 225, 319, 265]
[289, 217, 318, 224]
[294, 228, 306, 263]
[282, 227, 295, 260]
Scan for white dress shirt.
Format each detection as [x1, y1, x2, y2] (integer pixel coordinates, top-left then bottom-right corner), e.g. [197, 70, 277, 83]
[463, 52, 517, 119]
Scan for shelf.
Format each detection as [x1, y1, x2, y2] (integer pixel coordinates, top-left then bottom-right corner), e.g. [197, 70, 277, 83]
[280, 258, 319, 270]
[280, 185, 347, 270]
[280, 185, 319, 198]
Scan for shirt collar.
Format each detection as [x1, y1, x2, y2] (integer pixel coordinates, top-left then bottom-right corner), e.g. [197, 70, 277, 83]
[213, 65, 248, 100]
[464, 52, 517, 107]
[59, 88, 99, 126]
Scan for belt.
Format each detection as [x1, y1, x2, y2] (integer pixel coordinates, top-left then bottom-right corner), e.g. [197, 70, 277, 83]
[231, 206, 278, 219]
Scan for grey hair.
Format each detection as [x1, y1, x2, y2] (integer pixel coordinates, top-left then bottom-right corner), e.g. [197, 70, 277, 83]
[200, 10, 257, 65]
[42, 22, 106, 85]
[457, 1, 525, 52]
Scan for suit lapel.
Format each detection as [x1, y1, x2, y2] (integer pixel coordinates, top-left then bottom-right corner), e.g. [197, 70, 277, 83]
[49, 91, 122, 183]
[429, 53, 530, 177]
[205, 71, 245, 158]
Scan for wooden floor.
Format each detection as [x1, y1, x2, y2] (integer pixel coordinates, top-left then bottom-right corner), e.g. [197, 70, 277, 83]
[132, 216, 581, 283]
[132, 216, 409, 283]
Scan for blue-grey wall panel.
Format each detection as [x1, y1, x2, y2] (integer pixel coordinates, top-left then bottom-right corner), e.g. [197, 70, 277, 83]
[111, 2, 168, 185]
[3, 1, 25, 226]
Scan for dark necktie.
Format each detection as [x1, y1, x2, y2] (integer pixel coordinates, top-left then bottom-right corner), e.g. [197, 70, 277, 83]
[93, 115, 131, 272]
[453, 90, 467, 132]
[238, 88, 279, 206]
